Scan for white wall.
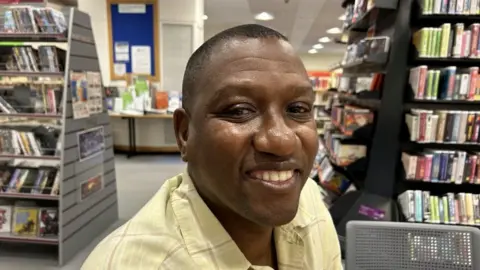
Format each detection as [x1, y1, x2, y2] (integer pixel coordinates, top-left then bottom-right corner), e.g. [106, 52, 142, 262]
[299, 52, 344, 71]
[78, 0, 204, 86]
[77, 0, 203, 150]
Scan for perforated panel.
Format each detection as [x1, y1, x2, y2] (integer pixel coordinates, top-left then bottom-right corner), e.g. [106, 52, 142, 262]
[346, 221, 480, 270]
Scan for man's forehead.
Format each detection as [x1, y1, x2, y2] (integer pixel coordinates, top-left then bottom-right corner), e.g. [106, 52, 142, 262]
[212, 37, 297, 65]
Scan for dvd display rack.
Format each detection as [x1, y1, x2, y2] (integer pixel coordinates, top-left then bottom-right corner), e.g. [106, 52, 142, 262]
[333, 0, 480, 251]
[0, 6, 118, 266]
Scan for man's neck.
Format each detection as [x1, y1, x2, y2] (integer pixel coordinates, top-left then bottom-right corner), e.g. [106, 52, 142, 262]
[207, 203, 277, 268]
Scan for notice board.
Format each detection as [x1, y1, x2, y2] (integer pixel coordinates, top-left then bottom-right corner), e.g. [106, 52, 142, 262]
[107, 0, 160, 81]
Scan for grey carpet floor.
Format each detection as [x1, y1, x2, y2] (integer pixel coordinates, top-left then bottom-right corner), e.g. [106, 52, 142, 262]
[0, 154, 186, 270]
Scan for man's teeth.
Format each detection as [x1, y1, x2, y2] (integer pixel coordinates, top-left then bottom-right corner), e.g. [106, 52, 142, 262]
[251, 170, 294, 181]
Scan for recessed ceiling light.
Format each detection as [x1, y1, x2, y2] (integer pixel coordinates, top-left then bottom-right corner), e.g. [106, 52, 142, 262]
[318, 37, 331, 43]
[255, 12, 274, 21]
[326, 27, 342, 34]
[313, 44, 324, 49]
[202, 15, 208, 20]
[308, 49, 318, 54]
[338, 14, 346, 20]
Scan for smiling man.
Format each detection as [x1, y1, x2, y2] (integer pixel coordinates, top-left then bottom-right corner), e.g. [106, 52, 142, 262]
[82, 24, 341, 270]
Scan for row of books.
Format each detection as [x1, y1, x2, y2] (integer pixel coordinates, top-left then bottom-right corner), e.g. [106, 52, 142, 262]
[0, 46, 63, 73]
[0, 202, 58, 237]
[311, 140, 353, 207]
[0, 129, 47, 156]
[413, 23, 480, 59]
[0, 167, 59, 196]
[330, 105, 373, 135]
[422, 0, 480, 14]
[323, 130, 367, 166]
[0, 89, 60, 115]
[399, 190, 480, 225]
[1, 7, 66, 34]
[405, 110, 480, 144]
[409, 66, 479, 101]
[402, 151, 480, 184]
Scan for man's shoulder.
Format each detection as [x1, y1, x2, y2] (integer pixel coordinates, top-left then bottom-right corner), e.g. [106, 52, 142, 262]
[81, 174, 192, 269]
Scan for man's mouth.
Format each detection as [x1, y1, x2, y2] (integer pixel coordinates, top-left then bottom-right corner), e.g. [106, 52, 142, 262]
[248, 170, 296, 182]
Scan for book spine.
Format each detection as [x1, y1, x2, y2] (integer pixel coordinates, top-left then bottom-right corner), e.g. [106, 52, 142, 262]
[469, 67, 479, 100]
[424, 154, 433, 181]
[451, 112, 461, 142]
[453, 23, 464, 58]
[424, 191, 431, 222]
[437, 111, 447, 141]
[458, 112, 469, 143]
[418, 66, 428, 99]
[471, 24, 480, 57]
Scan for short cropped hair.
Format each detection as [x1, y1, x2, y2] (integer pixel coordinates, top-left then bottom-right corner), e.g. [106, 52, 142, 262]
[181, 24, 288, 111]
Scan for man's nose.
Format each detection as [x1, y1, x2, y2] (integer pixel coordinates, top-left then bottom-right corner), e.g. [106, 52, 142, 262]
[252, 113, 297, 157]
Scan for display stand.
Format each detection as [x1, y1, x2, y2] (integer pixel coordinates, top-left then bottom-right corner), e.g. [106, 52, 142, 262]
[333, 0, 480, 254]
[325, 0, 408, 252]
[0, 7, 118, 266]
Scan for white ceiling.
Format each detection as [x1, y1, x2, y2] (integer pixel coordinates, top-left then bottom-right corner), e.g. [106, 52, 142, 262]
[204, 0, 347, 54]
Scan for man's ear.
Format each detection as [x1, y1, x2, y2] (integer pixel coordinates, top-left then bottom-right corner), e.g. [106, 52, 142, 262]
[173, 108, 189, 162]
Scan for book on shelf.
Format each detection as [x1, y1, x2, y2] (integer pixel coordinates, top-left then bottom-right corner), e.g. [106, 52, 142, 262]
[409, 65, 480, 101]
[413, 23, 480, 59]
[323, 130, 367, 166]
[0, 45, 64, 73]
[421, 0, 480, 15]
[38, 207, 58, 237]
[402, 150, 480, 183]
[331, 105, 373, 134]
[0, 167, 59, 196]
[1, 6, 67, 34]
[0, 202, 12, 233]
[399, 190, 480, 225]
[405, 109, 480, 143]
[0, 199, 59, 238]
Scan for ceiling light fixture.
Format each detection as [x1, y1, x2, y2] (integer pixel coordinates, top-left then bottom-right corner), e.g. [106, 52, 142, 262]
[326, 27, 342, 34]
[202, 15, 208, 20]
[313, 44, 324, 49]
[318, 37, 331, 43]
[338, 14, 346, 21]
[308, 49, 318, 54]
[255, 12, 274, 21]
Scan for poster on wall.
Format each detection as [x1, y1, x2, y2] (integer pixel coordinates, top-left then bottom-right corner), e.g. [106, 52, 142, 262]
[131, 45, 151, 74]
[77, 126, 105, 162]
[114, 41, 129, 62]
[80, 174, 104, 201]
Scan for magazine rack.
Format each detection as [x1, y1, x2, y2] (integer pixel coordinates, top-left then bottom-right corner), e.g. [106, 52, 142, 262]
[0, 7, 118, 265]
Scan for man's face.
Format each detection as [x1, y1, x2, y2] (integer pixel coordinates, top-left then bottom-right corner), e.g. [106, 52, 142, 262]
[180, 37, 318, 227]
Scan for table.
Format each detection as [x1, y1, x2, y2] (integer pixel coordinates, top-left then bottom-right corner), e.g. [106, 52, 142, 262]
[109, 113, 174, 158]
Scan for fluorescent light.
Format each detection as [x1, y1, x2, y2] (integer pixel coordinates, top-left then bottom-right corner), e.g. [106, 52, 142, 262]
[313, 44, 324, 49]
[318, 37, 331, 43]
[338, 14, 346, 20]
[202, 15, 208, 20]
[326, 27, 342, 34]
[308, 49, 318, 54]
[255, 12, 274, 21]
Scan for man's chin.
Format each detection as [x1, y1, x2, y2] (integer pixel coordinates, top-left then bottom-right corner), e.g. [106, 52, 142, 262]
[248, 206, 299, 227]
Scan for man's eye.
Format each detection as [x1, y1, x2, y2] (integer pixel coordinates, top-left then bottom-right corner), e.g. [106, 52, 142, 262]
[287, 104, 310, 114]
[229, 108, 253, 116]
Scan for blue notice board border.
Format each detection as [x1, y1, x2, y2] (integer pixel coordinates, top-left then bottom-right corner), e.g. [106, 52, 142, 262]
[107, 1, 160, 81]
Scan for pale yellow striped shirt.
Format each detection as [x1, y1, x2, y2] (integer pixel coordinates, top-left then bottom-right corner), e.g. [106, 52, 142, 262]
[82, 171, 342, 270]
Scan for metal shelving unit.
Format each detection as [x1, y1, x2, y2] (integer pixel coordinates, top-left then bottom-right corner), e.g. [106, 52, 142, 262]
[0, 7, 118, 266]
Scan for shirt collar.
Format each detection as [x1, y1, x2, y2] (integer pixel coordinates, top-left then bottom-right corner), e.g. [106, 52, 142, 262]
[171, 170, 317, 269]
